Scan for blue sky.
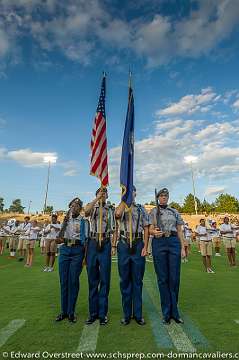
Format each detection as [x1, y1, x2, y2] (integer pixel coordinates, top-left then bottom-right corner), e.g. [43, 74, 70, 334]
[0, 0, 239, 211]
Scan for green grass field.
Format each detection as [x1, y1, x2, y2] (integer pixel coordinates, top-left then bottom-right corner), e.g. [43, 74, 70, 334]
[0, 244, 239, 356]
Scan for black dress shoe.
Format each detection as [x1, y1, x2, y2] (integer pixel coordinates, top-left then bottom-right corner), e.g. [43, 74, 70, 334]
[68, 314, 77, 323]
[172, 317, 184, 324]
[55, 313, 68, 322]
[162, 318, 171, 325]
[99, 316, 108, 325]
[135, 318, 146, 326]
[120, 318, 130, 325]
[85, 316, 98, 325]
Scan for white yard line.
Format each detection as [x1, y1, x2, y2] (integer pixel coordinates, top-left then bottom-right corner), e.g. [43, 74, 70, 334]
[144, 278, 196, 353]
[76, 322, 100, 352]
[234, 320, 239, 324]
[0, 319, 26, 348]
[166, 322, 196, 352]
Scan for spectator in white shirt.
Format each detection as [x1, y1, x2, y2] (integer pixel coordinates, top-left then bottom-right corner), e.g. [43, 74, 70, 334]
[43, 214, 61, 272]
[183, 222, 192, 263]
[17, 216, 31, 261]
[195, 219, 215, 273]
[208, 221, 221, 257]
[25, 220, 40, 267]
[220, 217, 238, 266]
[40, 220, 49, 255]
[9, 220, 20, 258]
[0, 222, 10, 255]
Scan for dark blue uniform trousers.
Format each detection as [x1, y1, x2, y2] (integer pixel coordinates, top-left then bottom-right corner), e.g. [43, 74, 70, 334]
[152, 236, 181, 320]
[58, 244, 85, 316]
[86, 239, 111, 319]
[117, 239, 145, 320]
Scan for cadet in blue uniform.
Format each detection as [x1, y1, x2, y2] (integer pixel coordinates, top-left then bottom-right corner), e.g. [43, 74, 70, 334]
[149, 188, 185, 325]
[115, 186, 149, 326]
[55, 198, 89, 323]
[84, 188, 116, 326]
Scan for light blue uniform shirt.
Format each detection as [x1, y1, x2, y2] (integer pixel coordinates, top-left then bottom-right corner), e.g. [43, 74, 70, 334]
[64, 215, 89, 241]
[89, 204, 115, 234]
[120, 203, 149, 234]
[149, 206, 184, 232]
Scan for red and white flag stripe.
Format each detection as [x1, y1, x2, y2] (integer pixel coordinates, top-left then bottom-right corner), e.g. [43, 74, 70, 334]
[90, 112, 109, 187]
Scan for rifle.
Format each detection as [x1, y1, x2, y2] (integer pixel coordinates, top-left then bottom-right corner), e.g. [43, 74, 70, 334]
[57, 197, 83, 242]
[57, 208, 71, 243]
[155, 188, 161, 230]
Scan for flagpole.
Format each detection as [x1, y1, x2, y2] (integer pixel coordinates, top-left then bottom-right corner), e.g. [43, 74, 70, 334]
[90, 72, 108, 248]
[129, 206, 133, 249]
[129, 70, 133, 248]
[129, 70, 132, 90]
[98, 71, 106, 248]
[99, 184, 103, 247]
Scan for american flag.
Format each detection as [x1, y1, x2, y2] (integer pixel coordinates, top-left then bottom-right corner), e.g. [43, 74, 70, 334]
[90, 74, 109, 187]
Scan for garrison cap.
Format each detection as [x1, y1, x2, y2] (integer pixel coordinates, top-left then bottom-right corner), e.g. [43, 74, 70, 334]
[68, 197, 83, 209]
[96, 187, 108, 196]
[157, 188, 169, 197]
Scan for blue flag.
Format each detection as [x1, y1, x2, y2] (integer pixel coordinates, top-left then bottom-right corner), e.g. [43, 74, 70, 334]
[120, 83, 134, 208]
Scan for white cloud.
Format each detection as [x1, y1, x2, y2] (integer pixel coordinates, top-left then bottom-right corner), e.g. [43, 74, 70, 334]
[222, 90, 238, 104]
[97, 19, 131, 48]
[156, 88, 218, 116]
[132, 0, 239, 67]
[155, 118, 183, 131]
[7, 148, 58, 167]
[0, 29, 10, 57]
[195, 122, 238, 142]
[233, 98, 239, 109]
[205, 186, 225, 196]
[62, 162, 78, 177]
[1, 147, 80, 176]
[60, 160, 79, 177]
[64, 169, 78, 177]
[109, 115, 239, 202]
[0, 0, 239, 68]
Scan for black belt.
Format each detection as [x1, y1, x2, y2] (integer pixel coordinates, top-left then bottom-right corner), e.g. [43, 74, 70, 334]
[90, 233, 110, 242]
[90, 235, 110, 252]
[155, 231, 178, 238]
[119, 236, 143, 255]
[120, 231, 143, 239]
[120, 235, 143, 245]
[64, 239, 83, 247]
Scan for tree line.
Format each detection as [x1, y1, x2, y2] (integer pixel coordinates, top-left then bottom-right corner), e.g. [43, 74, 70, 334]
[1, 193, 239, 215]
[0, 198, 53, 214]
[146, 193, 239, 214]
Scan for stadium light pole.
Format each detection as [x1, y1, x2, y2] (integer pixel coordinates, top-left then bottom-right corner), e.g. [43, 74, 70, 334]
[27, 200, 32, 214]
[184, 155, 198, 215]
[43, 155, 57, 214]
